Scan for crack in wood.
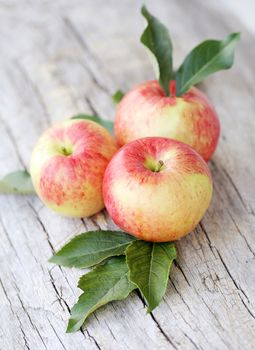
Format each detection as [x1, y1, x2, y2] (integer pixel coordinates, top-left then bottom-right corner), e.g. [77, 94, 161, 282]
[16, 293, 47, 349]
[26, 200, 55, 254]
[48, 268, 102, 350]
[14, 61, 51, 126]
[0, 278, 31, 349]
[200, 223, 255, 320]
[25, 201, 77, 298]
[211, 160, 251, 214]
[220, 166, 248, 212]
[105, 322, 117, 341]
[90, 216, 101, 230]
[16, 313, 31, 350]
[85, 329, 102, 350]
[0, 278, 15, 316]
[169, 277, 194, 317]
[167, 273, 227, 348]
[182, 331, 200, 350]
[215, 250, 255, 320]
[135, 290, 178, 349]
[0, 215, 20, 260]
[137, 274, 226, 348]
[227, 209, 255, 257]
[85, 96, 99, 116]
[174, 260, 191, 287]
[80, 218, 88, 231]
[0, 113, 26, 169]
[47, 317, 67, 350]
[1, 2, 255, 349]
[149, 312, 179, 350]
[63, 17, 110, 94]
[48, 269, 70, 313]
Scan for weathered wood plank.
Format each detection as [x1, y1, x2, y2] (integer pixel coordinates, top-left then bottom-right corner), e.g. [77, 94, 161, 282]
[0, 1, 255, 349]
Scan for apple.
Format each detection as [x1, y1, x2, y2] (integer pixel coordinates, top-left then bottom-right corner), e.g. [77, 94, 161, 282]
[114, 80, 220, 161]
[30, 119, 117, 218]
[103, 137, 212, 242]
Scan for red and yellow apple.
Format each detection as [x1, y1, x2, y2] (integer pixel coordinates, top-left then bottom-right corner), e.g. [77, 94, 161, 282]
[114, 80, 220, 161]
[103, 137, 212, 242]
[30, 119, 117, 218]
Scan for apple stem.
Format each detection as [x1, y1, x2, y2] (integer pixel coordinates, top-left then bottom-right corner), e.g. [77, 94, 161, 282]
[61, 147, 72, 156]
[154, 160, 164, 172]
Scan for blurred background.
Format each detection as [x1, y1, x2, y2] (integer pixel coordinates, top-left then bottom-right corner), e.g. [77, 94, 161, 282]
[220, 0, 255, 33]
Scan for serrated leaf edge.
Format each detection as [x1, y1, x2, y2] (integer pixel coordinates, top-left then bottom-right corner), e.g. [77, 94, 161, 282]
[126, 242, 177, 313]
[67, 265, 135, 332]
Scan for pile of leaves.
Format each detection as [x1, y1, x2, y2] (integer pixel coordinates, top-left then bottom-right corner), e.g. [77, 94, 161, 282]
[49, 230, 176, 332]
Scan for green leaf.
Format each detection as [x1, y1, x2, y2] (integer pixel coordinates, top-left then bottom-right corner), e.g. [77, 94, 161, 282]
[176, 32, 240, 96]
[67, 256, 136, 332]
[71, 114, 114, 134]
[0, 170, 35, 195]
[140, 5, 173, 96]
[126, 241, 176, 312]
[49, 230, 136, 268]
[112, 90, 124, 104]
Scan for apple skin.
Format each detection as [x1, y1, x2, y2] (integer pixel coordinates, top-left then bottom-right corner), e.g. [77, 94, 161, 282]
[30, 119, 118, 218]
[114, 80, 220, 161]
[103, 137, 212, 242]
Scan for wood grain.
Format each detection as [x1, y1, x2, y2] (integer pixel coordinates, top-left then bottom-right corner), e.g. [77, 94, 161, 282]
[0, 0, 254, 349]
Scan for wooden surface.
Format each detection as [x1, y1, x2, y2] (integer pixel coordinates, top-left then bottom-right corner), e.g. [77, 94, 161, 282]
[0, 1, 255, 349]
